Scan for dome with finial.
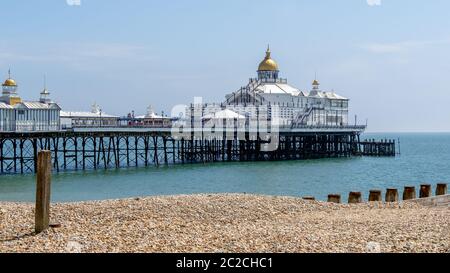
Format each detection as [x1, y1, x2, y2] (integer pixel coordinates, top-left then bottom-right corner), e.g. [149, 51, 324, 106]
[3, 78, 17, 86]
[3, 70, 17, 87]
[258, 46, 279, 71]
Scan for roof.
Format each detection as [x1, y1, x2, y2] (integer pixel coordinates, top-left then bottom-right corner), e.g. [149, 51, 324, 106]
[255, 83, 302, 95]
[17, 101, 61, 110]
[1, 101, 62, 109]
[308, 90, 348, 100]
[323, 92, 347, 100]
[0, 102, 13, 109]
[3, 78, 17, 87]
[60, 111, 118, 118]
[203, 109, 245, 119]
[135, 113, 171, 119]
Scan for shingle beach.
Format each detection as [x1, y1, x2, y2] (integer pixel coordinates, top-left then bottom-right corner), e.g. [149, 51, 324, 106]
[1, 194, 448, 253]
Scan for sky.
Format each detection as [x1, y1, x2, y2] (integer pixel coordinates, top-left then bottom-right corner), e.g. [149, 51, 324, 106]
[1, 0, 450, 132]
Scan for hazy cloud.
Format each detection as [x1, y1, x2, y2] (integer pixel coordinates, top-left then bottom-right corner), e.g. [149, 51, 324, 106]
[361, 39, 450, 54]
[0, 42, 151, 64]
[367, 0, 382, 6]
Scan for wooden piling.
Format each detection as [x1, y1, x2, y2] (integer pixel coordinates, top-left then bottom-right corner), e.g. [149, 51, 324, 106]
[403, 186, 416, 200]
[419, 184, 432, 198]
[327, 194, 341, 203]
[385, 188, 398, 202]
[348, 192, 362, 204]
[436, 183, 447, 196]
[368, 190, 382, 201]
[35, 150, 52, 234]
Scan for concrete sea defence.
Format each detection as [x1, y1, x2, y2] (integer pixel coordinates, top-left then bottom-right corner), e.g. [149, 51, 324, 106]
[1, 194, 448, 253]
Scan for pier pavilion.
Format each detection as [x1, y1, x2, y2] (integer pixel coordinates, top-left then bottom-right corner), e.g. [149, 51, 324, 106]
[60, 103, 119, 129]
[186, 46, 349, 128]
[0, 71, 61, 132]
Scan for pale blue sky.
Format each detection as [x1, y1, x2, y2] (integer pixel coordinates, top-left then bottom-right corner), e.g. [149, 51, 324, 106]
[1, 0, 450, 132]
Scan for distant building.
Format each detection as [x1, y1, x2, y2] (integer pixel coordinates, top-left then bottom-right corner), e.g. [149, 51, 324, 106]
[186, 46, 349, 127]
[0, 71, 61, 132]
[123, 105, 172, 127]
[60, 103, 119, 129]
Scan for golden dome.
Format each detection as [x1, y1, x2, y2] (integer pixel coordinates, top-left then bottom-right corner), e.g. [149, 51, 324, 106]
[3, 78, 17, 87]
[258, 46, 279, 71]
[312, 79, 320, 86]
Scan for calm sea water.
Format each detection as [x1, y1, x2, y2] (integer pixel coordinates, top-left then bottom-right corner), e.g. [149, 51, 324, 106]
[0, 133, 449, 202]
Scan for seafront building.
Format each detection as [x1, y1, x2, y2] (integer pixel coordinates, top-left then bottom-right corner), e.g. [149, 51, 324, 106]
[186, 47, 349, 128]
[0, 71, 61, 132]
[124, 106, 172, 128]
[60, 103, 119, 129]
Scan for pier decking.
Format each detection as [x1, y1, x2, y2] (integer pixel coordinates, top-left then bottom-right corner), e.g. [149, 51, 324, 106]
[0, 126, 395, 174]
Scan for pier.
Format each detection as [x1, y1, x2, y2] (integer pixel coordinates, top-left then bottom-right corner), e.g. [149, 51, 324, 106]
[0, 126, 395, 175]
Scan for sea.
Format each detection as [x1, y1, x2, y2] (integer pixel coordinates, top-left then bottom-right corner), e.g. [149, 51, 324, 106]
[0, 133, 449, 202]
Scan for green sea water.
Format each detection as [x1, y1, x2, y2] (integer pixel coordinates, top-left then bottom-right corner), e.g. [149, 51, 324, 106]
[0, 133, 449, 202]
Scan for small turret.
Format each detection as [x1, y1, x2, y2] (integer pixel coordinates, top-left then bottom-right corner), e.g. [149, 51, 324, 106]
[39, 75, 53, 104]
[1, 69, 21, 105]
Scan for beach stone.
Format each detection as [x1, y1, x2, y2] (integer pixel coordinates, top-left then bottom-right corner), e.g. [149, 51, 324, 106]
[66, 241, 83, 253]
[49, 223, 62, 228]
[366, 242, 381, 253]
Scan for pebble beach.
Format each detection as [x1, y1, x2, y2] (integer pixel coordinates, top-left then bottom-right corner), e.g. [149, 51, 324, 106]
[0, 194, 449, 253]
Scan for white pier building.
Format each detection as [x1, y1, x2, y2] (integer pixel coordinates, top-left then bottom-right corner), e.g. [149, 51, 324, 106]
[0, 71, 61, 132]
[188, 47, 349, 128]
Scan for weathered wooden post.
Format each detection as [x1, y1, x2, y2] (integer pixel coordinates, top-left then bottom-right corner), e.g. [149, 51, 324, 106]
[35, 150, 52, 234]
[348, 192, 362, 204]
[328, 194, 341, 203]
[302, 196, 315, 201]
[368, 190, 382, 201]
[419, 184, 432, 198]
[403, 186, 416, 200]
[436, 183, 447, 196]
[385, 188, 398, 202]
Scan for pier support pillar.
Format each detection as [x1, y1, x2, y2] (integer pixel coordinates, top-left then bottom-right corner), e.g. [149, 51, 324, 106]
[368, 190, 382, 202]
[436, 183, 447, 196]
[327, 194, 341, 203]
[348, 192, 362, 204]
[385, 188, 398, 202]
[420, 184, 432, 198]
[403, 186, 416, 200]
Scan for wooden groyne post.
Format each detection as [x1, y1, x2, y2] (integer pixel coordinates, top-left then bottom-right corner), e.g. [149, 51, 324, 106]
[368, 190, 382, 201]
[420, 184, 432, 198]
[436, 183, 447, 196]
[385, 188, 398, 202]
[348, 192, 362, 204]
[403, 186, 416, 200]
[35, 150, 52, 234]
[327, 194, 341, 203]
